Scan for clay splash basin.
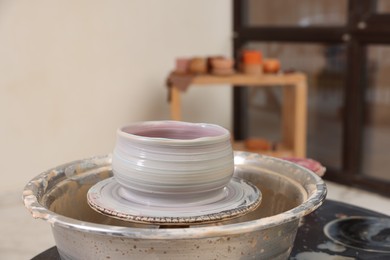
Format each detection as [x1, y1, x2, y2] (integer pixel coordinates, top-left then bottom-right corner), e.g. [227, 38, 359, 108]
[23, 152, 326, 259]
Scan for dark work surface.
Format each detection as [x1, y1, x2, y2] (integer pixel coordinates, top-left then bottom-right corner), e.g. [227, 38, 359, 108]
[290, 200, 390, 259]
[32, 200, 390, 260]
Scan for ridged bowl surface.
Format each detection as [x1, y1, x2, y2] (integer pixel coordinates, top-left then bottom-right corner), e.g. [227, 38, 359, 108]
[112, 121, 234, 199]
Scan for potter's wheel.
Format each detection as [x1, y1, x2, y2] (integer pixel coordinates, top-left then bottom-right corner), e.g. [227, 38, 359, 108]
[87, 176, 262, 225]
[23, 152, 327, 260]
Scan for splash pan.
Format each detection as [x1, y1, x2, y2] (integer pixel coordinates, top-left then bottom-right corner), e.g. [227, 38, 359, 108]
[23, 152, 326, 260]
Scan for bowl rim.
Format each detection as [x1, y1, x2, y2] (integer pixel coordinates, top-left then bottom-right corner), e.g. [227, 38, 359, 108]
[23, 152, 327, 240]
[117, 120, 231, 145]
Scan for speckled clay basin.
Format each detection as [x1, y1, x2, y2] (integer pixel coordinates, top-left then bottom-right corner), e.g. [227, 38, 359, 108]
[23, 152, 326, 260]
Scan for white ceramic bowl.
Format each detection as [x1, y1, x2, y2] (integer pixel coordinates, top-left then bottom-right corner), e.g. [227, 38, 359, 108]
[112, 121, 234, 203]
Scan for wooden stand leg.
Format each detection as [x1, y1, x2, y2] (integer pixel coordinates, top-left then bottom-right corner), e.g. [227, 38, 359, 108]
[170, 87, 182, 121]
[282, 81, 307, 158]
[295, 81, 307, 158]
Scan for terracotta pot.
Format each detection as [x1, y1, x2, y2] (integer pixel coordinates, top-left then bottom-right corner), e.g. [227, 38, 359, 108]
[175, 58, 190, 74]
[189, 57, 207, 74]
[263, 59, 281, 73]
[242, 50, 263, 65]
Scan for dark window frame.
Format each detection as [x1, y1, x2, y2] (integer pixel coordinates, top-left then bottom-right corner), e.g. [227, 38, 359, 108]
[233, 0, 390, 196]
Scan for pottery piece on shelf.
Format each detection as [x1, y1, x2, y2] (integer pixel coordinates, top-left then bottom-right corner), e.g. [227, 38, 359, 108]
[210, 57, 234, 70]
[263, 59, 281, 73]
[282, 157, 326, 177]
[242, 50, 263, 65]
[241, 50, 263, 76]
[189, 57, 207, 74]
[175, 58, 190, 74]
[210, 57, 235, 76]
[244, 138, 272, 151]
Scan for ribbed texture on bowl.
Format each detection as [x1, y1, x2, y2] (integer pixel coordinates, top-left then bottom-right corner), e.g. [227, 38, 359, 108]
[112, 121, 234, 195]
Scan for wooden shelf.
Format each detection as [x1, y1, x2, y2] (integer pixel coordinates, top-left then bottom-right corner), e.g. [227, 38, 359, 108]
[233, 141, 294, 158]
[167, 72, 308, 158]
[190, 72, 306, 86]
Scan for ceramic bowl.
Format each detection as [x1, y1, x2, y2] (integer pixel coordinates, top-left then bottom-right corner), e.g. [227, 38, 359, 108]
[210, 57, 234, 70]
[188, 58, 207, 74]
[175, 58, 190, 74]
[112, 121, 234, 203]
[263, 59, 281, 73]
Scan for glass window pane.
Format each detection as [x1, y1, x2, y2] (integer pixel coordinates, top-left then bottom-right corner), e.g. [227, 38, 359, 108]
[245, 0, 348, 27]
[362, 45, 390, 182]
[246, 42, 346, 170]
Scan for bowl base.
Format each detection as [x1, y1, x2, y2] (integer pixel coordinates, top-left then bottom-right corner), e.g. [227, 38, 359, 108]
[87, 176, 262, 225]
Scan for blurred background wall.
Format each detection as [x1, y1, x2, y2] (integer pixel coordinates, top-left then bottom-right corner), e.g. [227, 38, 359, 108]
[0, 0, 232, 192]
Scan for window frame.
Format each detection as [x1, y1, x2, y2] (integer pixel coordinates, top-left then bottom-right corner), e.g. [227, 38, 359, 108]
[233, 0, 390, 196]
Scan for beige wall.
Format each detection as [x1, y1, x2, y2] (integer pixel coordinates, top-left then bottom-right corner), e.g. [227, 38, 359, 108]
[0, 0, 232, 192]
